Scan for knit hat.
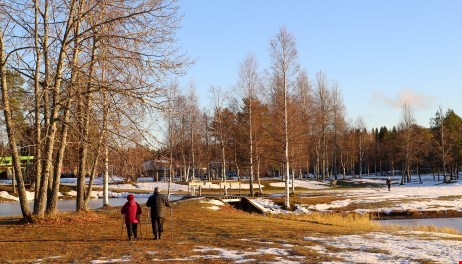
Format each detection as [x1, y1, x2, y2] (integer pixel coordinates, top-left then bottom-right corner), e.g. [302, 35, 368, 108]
[127, 194, 135, 201]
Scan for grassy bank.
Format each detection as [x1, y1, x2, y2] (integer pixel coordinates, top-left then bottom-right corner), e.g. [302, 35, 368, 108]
[1, 197, 460, 263]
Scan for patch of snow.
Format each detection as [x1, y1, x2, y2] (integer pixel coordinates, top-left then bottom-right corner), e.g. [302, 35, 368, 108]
[0, 191, 19, 201]
[91, 256, 131, 264]
[192, 246, 259, 261]
[108, 184, 137, 190]
[269, 180, 330, 189]
[0, 191, 35, 201]
[200, 199, 224, 206]
[265, 256, 301, 264]
[250, 198, 284, 214]
[25, 191, 35, 201]
[134, 182, 188, 192]
[303, 199, 352, 211]
[208, 206, 221, 211]
[304, 232, 462, 263]
[200, 199, 224, 210]
[257, 247, 289, 256]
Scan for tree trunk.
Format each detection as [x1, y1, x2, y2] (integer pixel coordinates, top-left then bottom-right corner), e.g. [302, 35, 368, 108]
[46, 98, 72, 215]
[0, 32, 32, 221]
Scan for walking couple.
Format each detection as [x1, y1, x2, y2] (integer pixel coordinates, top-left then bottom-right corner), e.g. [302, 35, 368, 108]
[121, 187, 171, 240]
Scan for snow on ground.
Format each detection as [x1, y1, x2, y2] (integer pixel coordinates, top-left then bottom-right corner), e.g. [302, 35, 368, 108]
[0, 190, 35, 201]
[250, 198, 284, 214]
[305, 199, 353, 211]
[90, 255, 131, 263]
[246, 174, 462, 216]
[199, 199, 225, 210]
[150, 244, 303, 263]
[0, 191, 19, 201]
[108, 183, 137, 190]
[299, 176, 462, 214]
[63, 190, 184, 201]
[87, 231, 462, 263]
[270, 179, 330, 189]
[134, 182, 188, 192]
[3, 174, 461, 215]
[304, 231, 462, 263]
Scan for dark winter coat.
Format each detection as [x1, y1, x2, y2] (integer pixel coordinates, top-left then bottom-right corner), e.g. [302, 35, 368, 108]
[146, 191, 170, 218]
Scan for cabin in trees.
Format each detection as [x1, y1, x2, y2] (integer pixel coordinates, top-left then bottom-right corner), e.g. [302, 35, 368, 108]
[142, 159, 171, 180]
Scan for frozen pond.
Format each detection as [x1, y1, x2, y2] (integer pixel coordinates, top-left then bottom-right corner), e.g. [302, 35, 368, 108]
[0, 196, 183, 217]
[379, 218, 462, 233]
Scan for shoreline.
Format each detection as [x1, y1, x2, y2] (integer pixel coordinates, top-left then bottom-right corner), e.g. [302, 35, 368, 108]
[372, 209, 462, 220]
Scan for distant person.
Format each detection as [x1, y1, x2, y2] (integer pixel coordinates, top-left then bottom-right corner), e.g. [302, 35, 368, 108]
[121, 194, 142, 240]
[386, 178, 392, 191]
[146, 187, 171, 240]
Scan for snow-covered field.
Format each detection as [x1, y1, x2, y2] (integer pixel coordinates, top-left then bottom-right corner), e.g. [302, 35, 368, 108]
[306, 176, 462, 214]
[85, 230, 462, 264]
[196, 197, 462, 263]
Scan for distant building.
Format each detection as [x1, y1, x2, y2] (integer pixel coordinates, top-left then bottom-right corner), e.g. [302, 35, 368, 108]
[142, 159, 170, 179]
[0, 156, 34, 180]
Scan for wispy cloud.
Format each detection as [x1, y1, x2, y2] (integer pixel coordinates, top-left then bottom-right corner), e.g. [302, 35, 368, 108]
[373, 88, 434, 110]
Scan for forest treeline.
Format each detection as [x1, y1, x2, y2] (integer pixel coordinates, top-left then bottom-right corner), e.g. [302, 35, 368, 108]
[1, 0, 460, 221]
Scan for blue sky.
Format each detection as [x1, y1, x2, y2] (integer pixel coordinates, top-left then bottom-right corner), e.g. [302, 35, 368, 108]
[176, 0, 462, 129]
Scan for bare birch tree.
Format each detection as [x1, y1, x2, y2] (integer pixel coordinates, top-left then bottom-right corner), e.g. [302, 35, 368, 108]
[1, 0, 188, 220]
[0, 23, 33, 221]
[268, 27, 299, 209]
[210, 86, 229, 195]
[235, 52, 262, 196]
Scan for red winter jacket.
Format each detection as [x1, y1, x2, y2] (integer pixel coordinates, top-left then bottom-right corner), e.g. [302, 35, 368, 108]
[121, 200, 142, 224]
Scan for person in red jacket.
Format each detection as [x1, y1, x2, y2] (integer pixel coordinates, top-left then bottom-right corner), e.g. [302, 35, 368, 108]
[121, 194, 142, 240]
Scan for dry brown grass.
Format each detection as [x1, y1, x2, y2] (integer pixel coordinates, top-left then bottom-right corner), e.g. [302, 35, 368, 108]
[0, 199, 340, 263]
[0, 198, 460, 263]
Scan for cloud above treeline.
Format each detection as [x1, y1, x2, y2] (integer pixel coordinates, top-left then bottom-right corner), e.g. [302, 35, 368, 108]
[373, 88, 434, 110]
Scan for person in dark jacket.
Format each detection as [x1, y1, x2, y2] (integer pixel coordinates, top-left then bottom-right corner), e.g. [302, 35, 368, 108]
[146, 187, 171, 240]
[386, 178, 392, 191]
[121, 194, 142, 240]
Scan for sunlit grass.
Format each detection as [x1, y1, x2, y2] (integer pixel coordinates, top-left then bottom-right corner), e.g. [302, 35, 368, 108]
[1, 196, 461, 263]
[272, 212, 382, 230]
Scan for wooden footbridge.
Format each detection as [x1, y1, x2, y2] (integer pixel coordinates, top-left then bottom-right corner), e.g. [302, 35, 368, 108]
[186, 180, 265, 214]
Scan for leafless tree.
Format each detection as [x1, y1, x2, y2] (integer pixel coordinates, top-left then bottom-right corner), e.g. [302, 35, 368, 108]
[210, 86, 229, 195]
[312, 72, 333, 180]
[0, 0, 188, 220]
[235, 52, 262, 196]
[268, 27, 299, 209]
[398, 102, 417, 184]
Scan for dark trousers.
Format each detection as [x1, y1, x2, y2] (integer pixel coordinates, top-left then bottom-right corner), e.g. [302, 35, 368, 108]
[151, 217, 165, 239]
[126, 222, 138, 239]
